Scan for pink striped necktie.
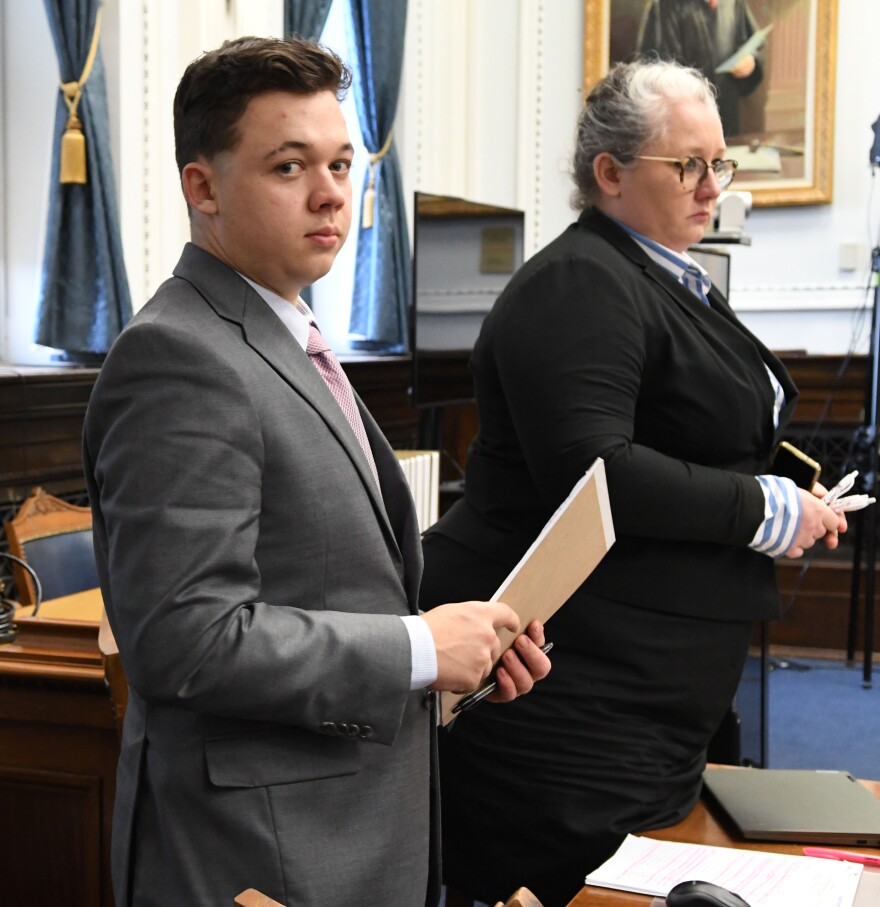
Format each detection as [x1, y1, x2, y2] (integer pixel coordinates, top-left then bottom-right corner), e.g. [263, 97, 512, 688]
[306, 322, 381, 491]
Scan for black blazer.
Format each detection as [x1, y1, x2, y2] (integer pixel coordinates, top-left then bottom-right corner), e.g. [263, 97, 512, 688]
[430, 210, 798, 622]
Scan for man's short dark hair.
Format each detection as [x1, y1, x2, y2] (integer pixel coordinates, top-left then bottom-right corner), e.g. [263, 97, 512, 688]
[173, 35, 352, 174]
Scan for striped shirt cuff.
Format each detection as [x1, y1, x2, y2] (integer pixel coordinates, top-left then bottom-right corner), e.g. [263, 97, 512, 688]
[750, 475, 802, 558]
[400, 615, 438, 690]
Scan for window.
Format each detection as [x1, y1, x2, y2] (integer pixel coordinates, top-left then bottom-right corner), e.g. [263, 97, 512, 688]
[308, 0, 369, 353]
[0, 4, 64, 365]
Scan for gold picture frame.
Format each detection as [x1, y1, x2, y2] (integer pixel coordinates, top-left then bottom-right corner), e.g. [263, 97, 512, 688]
[583, 0, 838, 206]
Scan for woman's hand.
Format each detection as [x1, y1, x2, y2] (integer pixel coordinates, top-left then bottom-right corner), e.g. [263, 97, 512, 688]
[783, 483, 848, 559]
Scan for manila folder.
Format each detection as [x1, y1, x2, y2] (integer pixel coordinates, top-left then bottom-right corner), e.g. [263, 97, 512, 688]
[440, 457, 615, 725]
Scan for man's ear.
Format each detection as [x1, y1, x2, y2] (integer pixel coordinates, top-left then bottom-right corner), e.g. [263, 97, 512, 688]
[593, 152, 624, 198]
[181, 161, 219, 214]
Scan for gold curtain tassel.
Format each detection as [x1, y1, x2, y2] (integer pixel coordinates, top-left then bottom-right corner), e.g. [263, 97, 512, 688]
[362, 174, 376, 229]
[60, 114, 87, 184]
[361, 130, 393, 230]
[55, 8, 103, 186]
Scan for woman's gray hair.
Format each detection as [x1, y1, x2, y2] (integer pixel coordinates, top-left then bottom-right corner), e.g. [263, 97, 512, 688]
[572, 58, 718, 211]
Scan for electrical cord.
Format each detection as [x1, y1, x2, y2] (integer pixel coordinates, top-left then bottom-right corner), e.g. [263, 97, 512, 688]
[0, 597, 16, 644]
[0, 552, 43, 644]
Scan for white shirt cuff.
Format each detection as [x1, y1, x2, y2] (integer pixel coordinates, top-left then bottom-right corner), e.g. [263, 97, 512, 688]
[400, 615, 438, 690]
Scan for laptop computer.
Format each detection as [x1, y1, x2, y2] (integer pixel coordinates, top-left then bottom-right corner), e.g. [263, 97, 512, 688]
[703, 767, 880, 846]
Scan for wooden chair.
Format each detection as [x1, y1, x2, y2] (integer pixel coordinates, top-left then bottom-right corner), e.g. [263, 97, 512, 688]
[445, 886, 544, 907]
[99, 607, 128, 737]
[4, 486, 98, 605]
[493, 887, 544, 907]
[4, 486, 127, 734]
[234, 892, 284, 907]
[234, 886, 545, 907]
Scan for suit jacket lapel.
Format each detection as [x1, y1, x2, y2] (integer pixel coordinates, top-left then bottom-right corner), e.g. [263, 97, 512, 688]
[708, 287, 797, 392]
[583, 210, 713, 321]
[582, 211, 800, 435]
[172, 244, 402, 560]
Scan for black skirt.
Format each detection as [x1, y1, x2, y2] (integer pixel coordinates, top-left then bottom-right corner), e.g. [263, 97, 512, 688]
[422, 532, 754, 907]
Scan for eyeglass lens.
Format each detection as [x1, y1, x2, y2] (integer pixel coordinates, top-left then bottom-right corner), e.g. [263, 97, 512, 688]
[682, 157, 736, 189]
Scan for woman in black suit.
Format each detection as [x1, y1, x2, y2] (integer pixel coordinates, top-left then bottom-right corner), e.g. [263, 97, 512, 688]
[421, 60, 845, 907]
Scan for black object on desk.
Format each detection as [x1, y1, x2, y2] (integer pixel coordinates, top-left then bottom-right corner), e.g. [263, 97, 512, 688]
[666, 879, 750, 907]
[703, 768, 880, 846]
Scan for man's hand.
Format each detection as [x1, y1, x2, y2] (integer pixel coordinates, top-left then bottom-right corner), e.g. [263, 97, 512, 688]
[485, 619, 551, 703]
[421, 600, 520, 693]
[784, 483, 848, 559]
[421, 603, 551, 701]
[730, 53, 757, 79]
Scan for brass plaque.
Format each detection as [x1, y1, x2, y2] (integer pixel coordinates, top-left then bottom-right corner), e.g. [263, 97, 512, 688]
[480, 227, 516, 274]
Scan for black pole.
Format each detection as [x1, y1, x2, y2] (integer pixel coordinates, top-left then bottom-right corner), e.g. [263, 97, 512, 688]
[848, 245, 880, 687]
[847, 508, 864, 663]
[862, 487, 877, 686]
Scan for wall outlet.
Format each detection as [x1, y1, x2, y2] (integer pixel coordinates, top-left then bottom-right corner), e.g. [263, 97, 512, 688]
[838, 242, 866, 271]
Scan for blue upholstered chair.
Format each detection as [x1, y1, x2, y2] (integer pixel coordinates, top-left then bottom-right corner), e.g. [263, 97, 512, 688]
[3, 486, 98, 606]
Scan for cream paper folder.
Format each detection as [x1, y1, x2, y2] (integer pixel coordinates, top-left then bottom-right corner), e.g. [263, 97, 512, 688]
[440, 457, 615, 726]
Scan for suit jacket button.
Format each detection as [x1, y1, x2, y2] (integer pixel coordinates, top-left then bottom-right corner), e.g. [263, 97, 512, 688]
[360, 725, 374, 738]
[346, 723, 360, 737]
[320, 722, 337, 735]
[337, 722, 349, 734]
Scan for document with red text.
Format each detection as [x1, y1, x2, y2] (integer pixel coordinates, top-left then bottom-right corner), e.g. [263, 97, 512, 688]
[584, 834, 864, 907]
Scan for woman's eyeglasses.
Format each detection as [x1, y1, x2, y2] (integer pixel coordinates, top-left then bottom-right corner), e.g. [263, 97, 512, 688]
[635, 155, 739, 190]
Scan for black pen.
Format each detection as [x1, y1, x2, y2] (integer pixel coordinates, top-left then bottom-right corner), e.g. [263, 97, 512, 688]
[451, 642, 554, 715]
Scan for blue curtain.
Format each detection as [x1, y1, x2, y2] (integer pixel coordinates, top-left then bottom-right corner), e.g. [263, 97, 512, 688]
[38, 0, 132, 359]
[284, 0, 333, 40]
[284, 0, 333, 309]
[346, 0, 411, 353]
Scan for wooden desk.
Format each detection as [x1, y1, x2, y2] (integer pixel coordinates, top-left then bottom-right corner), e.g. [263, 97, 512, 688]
[0, 602, 117, 906]
[17, 586, 104, 621]
[568, 779, 880, 906]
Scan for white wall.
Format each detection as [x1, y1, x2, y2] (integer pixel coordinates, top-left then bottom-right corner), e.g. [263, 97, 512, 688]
[2, 0, 879, 362]
[399, 0, 880, 357]
[398, 0, 585, 257]
[730, 0, 880, 354]
[113, 0, 284, 314]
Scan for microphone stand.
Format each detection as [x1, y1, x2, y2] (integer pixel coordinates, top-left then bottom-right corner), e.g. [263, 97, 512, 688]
[846, 244, 880, 688]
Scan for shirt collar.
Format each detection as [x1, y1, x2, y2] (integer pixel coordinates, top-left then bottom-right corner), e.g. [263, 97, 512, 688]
[238, 274, 313, 351]
[609, 216, 709, 284]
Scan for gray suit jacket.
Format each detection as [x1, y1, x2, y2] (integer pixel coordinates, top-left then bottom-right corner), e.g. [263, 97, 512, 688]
[83, 244, 435, 906]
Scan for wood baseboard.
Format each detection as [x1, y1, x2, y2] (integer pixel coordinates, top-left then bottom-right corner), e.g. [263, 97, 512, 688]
[774, 558, 880, 652]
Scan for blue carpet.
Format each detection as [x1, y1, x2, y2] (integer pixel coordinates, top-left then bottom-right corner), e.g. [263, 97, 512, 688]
[767, 656, 880, 780]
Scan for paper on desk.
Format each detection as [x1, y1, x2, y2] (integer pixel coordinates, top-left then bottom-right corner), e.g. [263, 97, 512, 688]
[715, 24, 773, 74]
[439, 458, 615, 725]
[585, 835, 862, 907]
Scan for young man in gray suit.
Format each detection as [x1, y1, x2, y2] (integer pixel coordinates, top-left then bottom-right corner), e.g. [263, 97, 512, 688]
[83, 36, 550, 907]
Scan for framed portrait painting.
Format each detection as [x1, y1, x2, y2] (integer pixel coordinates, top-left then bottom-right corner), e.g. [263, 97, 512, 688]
[583, 0, 838, 206]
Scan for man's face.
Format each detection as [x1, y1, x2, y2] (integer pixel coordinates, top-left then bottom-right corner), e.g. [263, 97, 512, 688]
[191, 90, 353, 301]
